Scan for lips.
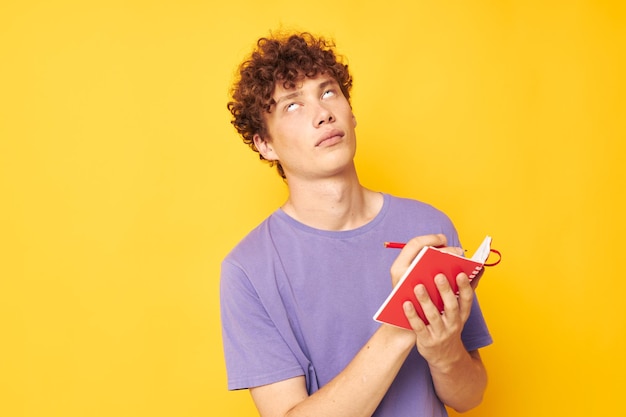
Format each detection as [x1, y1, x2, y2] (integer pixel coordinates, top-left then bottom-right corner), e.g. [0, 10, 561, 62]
[315, 129, 344, 147]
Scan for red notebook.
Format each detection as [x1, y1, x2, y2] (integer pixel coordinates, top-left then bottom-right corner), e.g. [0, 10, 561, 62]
[373, 236, 497, 329]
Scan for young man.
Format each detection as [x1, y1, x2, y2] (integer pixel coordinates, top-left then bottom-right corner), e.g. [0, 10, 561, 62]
[220, 32, 492, 417]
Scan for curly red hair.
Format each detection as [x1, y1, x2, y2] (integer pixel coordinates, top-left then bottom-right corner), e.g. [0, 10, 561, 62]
[227, 32, 353, 178]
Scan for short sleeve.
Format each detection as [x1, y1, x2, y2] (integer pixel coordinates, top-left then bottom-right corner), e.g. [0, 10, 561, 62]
[220, 259, 305, 390]
[461, 296, 493, 351]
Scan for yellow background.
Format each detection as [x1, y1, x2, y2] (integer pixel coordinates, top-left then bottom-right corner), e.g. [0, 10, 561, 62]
[1, 0, 624, 416]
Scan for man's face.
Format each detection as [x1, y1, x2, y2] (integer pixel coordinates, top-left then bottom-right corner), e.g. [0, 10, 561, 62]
[254, 74, 357, 181]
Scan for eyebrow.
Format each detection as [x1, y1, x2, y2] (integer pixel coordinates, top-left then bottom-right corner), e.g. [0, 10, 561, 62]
[274, 79, 337, 106]
[274, 91, 301, 106]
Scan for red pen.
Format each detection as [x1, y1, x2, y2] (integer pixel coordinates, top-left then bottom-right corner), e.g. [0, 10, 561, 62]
[383, 242, 457, 250]
[383, 242, 407, 249]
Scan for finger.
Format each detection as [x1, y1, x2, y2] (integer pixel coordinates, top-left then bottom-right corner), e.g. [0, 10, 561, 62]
[413, 282, 444, 330]
[390, 234, 447, 282]
[402, 300, 428, 333]
[435, 273, 461, 318]
[456, 273, 475, 323]
[438, 246, 465, 257]
[397, 234, 447, 264]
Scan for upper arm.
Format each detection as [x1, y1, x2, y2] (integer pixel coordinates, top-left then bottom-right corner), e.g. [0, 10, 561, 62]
[250, 376, 309, 417]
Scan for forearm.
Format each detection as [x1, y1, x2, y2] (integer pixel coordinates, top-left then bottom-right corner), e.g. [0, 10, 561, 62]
[429, 349, 487, 413]
[286, 325, 415, 417]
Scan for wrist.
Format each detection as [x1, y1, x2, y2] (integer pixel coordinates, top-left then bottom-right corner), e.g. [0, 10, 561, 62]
[427, 345, 470, 375]
[379, 324, 416, 351]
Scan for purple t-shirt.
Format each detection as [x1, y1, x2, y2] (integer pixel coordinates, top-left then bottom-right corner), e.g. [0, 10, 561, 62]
[220, 193, 492, 417]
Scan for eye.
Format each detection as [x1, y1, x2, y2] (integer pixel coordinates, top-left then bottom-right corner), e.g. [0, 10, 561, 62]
[285, 102, 300, 112]
[322, 89, 336, 99]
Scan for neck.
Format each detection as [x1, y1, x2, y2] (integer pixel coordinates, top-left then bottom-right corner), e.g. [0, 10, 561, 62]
[281, 170, 383, 231]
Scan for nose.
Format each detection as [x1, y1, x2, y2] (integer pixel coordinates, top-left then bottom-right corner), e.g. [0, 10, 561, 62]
[315, 104, 335, 126]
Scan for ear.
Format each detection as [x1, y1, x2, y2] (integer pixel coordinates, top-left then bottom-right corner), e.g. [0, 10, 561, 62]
[352, 113, 357, 128]
[253, 133, 279, 161]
